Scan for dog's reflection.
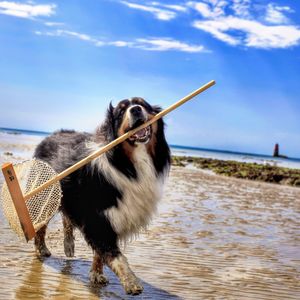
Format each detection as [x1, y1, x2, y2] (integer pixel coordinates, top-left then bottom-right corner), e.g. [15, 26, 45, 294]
[15, 257, 100, 300]
[15, 257, 46, 299]
[15, 256, 181, 299]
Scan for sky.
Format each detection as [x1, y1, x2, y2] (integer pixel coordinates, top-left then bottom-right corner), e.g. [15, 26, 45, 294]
[0, 0, 300, 157]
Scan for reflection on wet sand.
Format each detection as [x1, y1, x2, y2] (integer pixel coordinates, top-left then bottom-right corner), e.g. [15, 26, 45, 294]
[15, 258, 45, 300]
[1, 151, 300, 299]
[13, 255, 181, 299]
[15, 257, 99, 299]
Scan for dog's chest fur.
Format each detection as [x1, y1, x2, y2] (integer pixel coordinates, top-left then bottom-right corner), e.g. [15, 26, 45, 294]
[92, 144, 166, 238]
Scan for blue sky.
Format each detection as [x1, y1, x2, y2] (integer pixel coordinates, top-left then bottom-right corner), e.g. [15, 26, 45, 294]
[0, 0, 299, 157]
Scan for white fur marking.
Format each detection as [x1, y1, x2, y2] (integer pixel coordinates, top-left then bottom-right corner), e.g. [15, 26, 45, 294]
[109, 255, 143, 293]
[88, 143, 167, 239]
[110, 255, 130, 275]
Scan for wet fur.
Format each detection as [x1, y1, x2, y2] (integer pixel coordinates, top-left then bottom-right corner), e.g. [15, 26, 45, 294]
[33, 98, 170, 295]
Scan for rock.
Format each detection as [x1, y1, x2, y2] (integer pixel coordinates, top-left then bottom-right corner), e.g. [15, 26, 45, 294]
[3, 152, 13, 156]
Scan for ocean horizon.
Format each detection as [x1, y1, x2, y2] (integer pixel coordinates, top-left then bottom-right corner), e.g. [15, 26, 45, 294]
[1, 127, 299, 169]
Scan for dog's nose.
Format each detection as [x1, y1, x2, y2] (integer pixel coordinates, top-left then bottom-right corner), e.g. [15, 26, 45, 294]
[130, 105, 142, 116]
[129, 105, 146, 128]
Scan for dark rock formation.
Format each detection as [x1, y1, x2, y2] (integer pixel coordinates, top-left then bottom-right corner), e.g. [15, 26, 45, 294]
[172, 156, 300, 188]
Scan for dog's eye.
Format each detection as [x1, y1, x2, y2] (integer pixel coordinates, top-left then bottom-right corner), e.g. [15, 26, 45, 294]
[116, 100, 130, 118]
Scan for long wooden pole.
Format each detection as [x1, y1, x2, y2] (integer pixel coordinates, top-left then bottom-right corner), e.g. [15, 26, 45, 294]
[23, 80, 215, 201]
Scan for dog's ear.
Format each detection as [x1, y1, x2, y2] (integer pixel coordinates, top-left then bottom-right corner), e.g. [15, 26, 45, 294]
[99, 102, 116, 141]
[152, 105, 162, 114]
[107, 102, 115, 119]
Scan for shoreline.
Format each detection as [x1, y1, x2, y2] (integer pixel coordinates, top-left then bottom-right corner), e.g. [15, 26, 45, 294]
[1, 129, 300, 169]
[172, 155, 300, 187]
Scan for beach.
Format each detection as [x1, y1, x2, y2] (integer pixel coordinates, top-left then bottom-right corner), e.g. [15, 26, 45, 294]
[0, 132, 300, 299]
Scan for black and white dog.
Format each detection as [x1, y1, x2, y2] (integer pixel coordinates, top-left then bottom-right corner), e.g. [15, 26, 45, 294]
[34, 97, 170, 295]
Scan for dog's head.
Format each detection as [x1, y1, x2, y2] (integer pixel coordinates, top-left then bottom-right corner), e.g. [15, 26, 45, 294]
[101, 97, 162, 146]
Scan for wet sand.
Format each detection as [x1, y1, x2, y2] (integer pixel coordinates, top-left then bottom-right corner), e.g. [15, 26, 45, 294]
[0, 135, 300, 299]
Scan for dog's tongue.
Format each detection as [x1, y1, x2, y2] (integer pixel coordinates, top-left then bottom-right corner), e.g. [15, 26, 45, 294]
[135, 128, 146, 137]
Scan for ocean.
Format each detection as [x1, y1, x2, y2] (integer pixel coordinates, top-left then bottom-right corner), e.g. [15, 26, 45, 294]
[1, 127, 300, 169]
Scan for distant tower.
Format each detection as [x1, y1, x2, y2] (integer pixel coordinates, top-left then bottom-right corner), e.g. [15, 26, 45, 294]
[273, 143, 279, 157]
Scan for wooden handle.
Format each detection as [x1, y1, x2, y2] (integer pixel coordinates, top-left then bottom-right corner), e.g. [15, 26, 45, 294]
[2, 163, 36, 241]
[23, 80, 216, 200]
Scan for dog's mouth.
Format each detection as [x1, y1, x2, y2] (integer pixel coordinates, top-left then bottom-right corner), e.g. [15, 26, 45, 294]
[128, 125, 152, 144]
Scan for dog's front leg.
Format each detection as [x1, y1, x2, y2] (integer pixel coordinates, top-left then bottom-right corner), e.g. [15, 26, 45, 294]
[89, 251, 109, 285]
[106, 252, 143, 295]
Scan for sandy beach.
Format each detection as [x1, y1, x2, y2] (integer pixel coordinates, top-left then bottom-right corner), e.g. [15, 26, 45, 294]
[0, 133, 299, 299]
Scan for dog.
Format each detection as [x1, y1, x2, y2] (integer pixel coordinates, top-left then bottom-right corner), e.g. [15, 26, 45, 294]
[33, 97, 170, 295]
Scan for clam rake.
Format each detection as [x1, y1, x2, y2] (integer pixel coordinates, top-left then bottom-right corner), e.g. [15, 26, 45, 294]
[1, 80, 216, 242]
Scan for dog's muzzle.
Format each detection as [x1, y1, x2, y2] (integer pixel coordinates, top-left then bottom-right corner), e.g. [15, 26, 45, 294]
[128, 106, 152, 144]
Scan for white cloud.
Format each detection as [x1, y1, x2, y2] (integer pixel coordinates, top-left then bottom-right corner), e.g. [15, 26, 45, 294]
[187, 0, 226, 18]
[189, 0, 300, 49]
[231, 0, 250, 17]
[193, 19, 240, 46]
[0, 1, 56, 19]
[59, 30, 94, 42]
[188, 2, 212, 18]
[135, 38, 207, 52]
[119, 1, 300, 49]
[31, 0, 300, 51]
[35, 29, 207, 53]
[265, 3, 293, 24]
[150, 2, 187, 12]
[193, 16, 300, 49]
[120, 1, 176, 21]
[44, 21, 64, 27]
[41, 29, 96, 42]
[108, 40, 133, 47]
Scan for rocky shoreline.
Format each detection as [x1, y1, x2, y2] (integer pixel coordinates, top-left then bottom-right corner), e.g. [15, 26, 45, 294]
[172, 156, 300, 187]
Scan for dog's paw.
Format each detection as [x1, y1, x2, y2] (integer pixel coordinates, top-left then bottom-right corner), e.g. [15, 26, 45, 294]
[64, 237, 75, 257]
[123, 280, 144, 295]
[89, 270, 109, 285]
[35, 245, 51, 257]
